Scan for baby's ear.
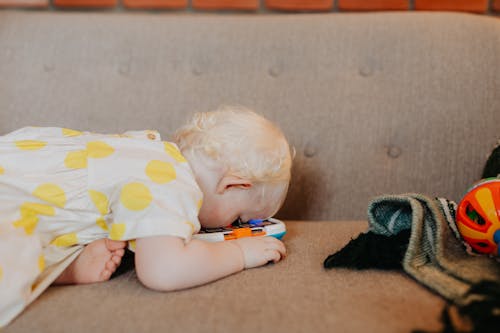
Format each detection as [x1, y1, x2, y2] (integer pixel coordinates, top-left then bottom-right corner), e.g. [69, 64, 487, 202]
[216, 175, 252, 194]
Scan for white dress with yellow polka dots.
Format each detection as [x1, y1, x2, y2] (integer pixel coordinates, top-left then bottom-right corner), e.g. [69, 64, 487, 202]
[0, 127, 203, 327]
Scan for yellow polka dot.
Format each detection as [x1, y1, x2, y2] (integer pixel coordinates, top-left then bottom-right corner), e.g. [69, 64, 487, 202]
[88, 190, 109, 215]
[110, 223, 126, 240]
[20, 202, 55, 217]
[87, 141, 115, 158]
[0, 166, 4, 174]
[96, 217, 108, 231]
[15, 140, 47, 151]
[13, 215, 39, 235]
[33, 183, 67, 208]
[197, 199, 203, 211]
[164, 142, 187, 163]
[145, 160, 176, 184]
[38, 255, 45, 272]
[0, 265, 3, 281]
[51, 233, 78, 247]
[475, 188, 500, 225]
[128, 240, 136, 251]
[64, 150, 88, 169]
[120, 182, 152, 211]
[62, 128, 83, 137]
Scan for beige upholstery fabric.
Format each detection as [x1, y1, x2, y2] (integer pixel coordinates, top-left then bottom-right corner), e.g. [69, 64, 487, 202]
[5, 221, 450, 333]
[1, 12, 499, 220]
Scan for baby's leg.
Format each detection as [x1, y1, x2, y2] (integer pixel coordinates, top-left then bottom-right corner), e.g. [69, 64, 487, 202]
[54, 239, 126, 285]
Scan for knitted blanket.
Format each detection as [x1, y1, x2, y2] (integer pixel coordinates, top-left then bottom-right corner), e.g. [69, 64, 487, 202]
[324, 194, 500, 332]
[367, 194, 498, 304]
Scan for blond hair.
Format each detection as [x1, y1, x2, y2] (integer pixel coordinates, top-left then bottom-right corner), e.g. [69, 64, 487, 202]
[173, 106, 292, 187]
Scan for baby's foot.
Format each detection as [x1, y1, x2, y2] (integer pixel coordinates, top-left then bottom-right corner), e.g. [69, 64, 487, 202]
[54, 239, 127, 285]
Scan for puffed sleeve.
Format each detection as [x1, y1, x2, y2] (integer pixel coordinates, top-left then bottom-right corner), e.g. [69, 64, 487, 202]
[86, 137, 203, 245]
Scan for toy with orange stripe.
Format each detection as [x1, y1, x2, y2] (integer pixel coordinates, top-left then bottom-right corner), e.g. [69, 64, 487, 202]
[456, 178, 500, 256]
[193, 218, 286, 242]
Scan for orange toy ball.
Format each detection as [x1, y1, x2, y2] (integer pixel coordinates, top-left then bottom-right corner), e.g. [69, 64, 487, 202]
[456, 178, 500, 256]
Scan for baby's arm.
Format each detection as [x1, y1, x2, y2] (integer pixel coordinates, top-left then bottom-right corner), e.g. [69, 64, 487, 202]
[135, 235, 286, 291]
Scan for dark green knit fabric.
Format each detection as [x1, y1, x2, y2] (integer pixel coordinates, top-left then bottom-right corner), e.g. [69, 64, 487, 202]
[324, 194, 500, 333]
[325, 194, 500, 333]
[326, 194, 500, 304]
[369, 194, 499, 305]
[482, 142, 500, 178]
[324, 229, 410, 269]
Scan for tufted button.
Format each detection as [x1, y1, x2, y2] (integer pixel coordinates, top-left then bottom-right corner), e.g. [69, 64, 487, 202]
[359, 65, 374, 77]
[268, 64, 283, 78]
[118, 64, 130, 76]
[192, 67, 203, 76]
[304, 142, 317, 158]
[386, 145, 402, 159]
[43, 64, 55, 72]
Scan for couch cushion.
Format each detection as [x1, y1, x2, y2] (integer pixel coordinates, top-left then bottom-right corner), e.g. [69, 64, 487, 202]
[0, 12, 499, 220]
[4, 221, 454, 333]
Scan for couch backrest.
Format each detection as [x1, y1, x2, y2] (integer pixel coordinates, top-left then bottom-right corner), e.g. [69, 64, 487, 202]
[1, 11, 499, 220]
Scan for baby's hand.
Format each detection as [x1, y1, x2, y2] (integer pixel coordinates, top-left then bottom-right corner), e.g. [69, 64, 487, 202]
[233, 236, 286, 269]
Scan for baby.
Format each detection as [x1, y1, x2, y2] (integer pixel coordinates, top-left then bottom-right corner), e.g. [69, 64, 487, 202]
[0, 106, 292, 326]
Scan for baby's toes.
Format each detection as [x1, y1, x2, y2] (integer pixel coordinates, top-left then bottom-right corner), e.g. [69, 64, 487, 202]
[113, 248, 125, 258]
[111, 253, 123, 266]
[106, 259, 119, 273]
[105, 239, 127, 251]
[100, 268, 113, 281]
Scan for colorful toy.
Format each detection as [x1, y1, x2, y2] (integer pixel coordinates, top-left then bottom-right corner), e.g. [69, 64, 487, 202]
[456, 178, 500, 256]
[193, 218, 286, 242]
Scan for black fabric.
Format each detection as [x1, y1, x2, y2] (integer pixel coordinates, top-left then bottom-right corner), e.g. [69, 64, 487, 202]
[325, 230, 500, 333]
[453, 280, 500, 333]
[414, 280, 500, 333]
[323, 229, 411, 270]
[482, 143, 500, 178]
[110, 248, 135, 279]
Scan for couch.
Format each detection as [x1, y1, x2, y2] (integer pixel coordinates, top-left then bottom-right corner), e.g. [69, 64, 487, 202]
[1, 10, 499, 333]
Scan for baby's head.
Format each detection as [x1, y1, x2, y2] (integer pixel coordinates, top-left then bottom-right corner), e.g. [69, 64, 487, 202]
[173, 106, 292, 228]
